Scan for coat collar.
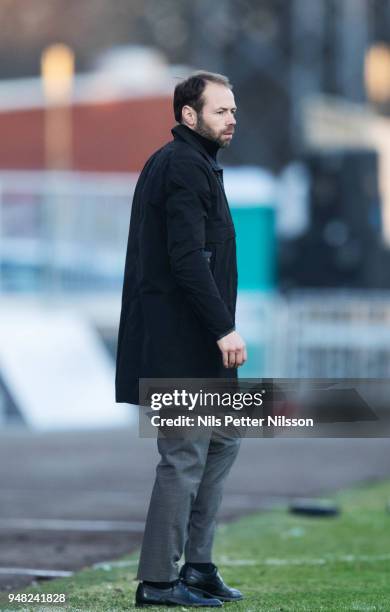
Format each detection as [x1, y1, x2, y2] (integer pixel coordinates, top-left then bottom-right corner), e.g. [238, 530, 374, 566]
[171, 124, 223, 172]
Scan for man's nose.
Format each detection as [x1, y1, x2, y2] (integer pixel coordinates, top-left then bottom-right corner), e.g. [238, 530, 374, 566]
[228, 112, 236, 125]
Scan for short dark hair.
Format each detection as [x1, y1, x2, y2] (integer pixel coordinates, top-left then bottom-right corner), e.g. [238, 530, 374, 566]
[173, 71, 232, 123]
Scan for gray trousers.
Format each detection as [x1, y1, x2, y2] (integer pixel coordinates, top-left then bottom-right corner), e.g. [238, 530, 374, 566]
[136, 429, 241, 581]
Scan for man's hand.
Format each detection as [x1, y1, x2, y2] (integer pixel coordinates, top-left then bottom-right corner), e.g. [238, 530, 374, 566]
[217, 331, 247, 368]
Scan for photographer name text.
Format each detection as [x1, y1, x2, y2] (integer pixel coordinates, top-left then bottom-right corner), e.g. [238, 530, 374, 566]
[150, 415, 314, 428]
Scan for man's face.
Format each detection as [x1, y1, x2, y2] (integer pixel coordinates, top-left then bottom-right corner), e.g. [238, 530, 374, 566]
[194, 82, 237, 148]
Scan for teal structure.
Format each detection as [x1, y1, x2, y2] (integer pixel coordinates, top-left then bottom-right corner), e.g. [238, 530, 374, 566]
[225, 167, 277, 292]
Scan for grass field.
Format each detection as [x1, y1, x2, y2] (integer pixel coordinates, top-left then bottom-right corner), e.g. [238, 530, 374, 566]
[2, 479, 390, 611]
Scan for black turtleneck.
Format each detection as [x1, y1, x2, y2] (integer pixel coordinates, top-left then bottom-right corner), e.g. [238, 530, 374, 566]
[179, 124, 220, 160]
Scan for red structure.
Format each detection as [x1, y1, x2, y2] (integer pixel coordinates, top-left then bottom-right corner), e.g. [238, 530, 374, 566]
[0, 93, 173, 173]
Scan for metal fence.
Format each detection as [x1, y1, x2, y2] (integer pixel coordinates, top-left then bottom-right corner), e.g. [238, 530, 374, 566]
[238, 290, 390, 379]
[0, 170, 137, 292]
[2, 171, 390, 382]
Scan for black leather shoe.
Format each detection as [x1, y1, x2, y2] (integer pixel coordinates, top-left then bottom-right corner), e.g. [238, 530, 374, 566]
[179, 564, 244, 602]
[135, 579, 223, 607]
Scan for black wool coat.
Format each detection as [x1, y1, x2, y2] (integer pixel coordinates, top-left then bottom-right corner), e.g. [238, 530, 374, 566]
[115, 124, 238, 405]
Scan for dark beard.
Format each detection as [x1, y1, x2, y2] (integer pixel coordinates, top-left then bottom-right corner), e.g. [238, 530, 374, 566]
[195, 114, 230, 148]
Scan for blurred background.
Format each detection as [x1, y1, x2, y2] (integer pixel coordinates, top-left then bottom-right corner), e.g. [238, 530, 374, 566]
[1, 0, 390, 594]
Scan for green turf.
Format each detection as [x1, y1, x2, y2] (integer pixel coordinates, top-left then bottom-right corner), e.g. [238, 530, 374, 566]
[2, 479, 390, 611]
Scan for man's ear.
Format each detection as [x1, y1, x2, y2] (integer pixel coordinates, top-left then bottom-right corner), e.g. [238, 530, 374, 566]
[181, 105, 196, 128]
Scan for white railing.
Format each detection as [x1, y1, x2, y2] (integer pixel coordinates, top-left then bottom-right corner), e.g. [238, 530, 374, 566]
[2, 171, 390, 380]
[238, 290, 390, 379]
[0, 170, 137, 292]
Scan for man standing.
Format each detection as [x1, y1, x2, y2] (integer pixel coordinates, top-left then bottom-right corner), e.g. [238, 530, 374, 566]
[116, 72, 246, 607]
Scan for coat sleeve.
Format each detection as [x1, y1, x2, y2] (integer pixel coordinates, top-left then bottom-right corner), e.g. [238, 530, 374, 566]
[165, 155, 235, 340]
